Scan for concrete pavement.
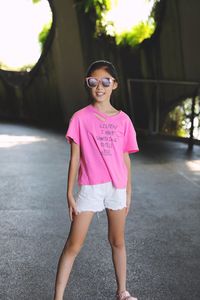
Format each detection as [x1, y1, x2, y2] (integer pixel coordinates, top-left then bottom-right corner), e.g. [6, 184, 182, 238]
[0, 121, 199, 300]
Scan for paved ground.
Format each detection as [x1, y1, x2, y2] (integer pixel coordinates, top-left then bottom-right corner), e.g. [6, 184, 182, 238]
[0, 120, 200, 300]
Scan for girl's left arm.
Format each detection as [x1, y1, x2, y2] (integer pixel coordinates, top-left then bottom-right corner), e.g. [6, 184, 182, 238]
[123, 152, 132, 215]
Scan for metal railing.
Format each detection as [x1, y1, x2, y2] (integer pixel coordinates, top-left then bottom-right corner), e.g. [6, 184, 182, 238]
[127, 78, 200, 150]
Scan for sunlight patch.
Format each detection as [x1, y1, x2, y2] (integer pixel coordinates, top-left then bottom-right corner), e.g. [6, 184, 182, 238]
[0, 0, 53, 72]
[0, 134, 47, 148]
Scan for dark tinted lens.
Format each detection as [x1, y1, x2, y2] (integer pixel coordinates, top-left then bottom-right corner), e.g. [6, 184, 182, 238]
[102, 78, 111, 87]
[88, 78, 98, 87]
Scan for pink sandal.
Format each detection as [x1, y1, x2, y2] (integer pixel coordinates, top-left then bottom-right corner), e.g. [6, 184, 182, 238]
[116, 290, 138, 300]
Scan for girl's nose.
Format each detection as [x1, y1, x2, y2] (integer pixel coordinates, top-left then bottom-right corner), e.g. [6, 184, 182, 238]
[96, 81, 104, 89]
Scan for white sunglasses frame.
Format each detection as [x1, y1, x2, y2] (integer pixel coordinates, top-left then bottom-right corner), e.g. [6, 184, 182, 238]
[85, 76, 115, 88]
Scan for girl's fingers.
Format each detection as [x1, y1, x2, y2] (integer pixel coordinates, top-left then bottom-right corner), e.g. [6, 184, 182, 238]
[125, 204, 130, 216]
[69, 205, 78, 222]
[73, 203, 78, 216]
[69, 207, 73, 221]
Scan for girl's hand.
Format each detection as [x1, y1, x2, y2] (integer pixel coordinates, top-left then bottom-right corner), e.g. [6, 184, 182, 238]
[67, 194, 79, 222]
[125, 192, 132, 216]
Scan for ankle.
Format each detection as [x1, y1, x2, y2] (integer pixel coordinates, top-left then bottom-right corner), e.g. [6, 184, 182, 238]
[116, 288, 126, 294]
[54, 297, 63, 300]
[53, 291, 63, 300]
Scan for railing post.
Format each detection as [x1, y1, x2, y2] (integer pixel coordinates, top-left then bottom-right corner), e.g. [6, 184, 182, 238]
[188, 91, 196, 151]
[155, 82, 160, 134]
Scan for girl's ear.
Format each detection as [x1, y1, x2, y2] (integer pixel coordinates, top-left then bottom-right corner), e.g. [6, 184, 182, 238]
[112, 81, 118, 90]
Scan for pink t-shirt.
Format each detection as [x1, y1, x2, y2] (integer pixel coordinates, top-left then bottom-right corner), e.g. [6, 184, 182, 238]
[65, 104, 139, 188]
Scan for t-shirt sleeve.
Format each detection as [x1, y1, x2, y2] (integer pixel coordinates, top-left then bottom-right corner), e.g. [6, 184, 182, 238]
[123, 116, 139, 153]
[65, 113, 80, 145]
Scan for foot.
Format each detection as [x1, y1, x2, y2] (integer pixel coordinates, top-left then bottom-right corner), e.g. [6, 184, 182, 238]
[116, 290, 138, 300]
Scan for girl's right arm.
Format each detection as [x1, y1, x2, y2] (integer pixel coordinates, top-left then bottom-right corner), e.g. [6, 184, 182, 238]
[66, 141, 80, 221]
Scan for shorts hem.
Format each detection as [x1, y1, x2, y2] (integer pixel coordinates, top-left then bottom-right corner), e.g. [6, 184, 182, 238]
[77, 207, 105, 214]
[105, 205, 127, 211]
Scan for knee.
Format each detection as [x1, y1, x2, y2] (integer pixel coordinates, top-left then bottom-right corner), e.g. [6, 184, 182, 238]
[108, 236, 125, 249]
[64, 240, 83, 257]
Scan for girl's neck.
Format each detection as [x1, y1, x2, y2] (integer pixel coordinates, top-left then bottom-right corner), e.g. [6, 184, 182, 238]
[92, 101, 114, 112]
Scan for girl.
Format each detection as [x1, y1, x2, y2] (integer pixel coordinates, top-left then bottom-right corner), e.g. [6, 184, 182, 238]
[53, 60, 139, 300]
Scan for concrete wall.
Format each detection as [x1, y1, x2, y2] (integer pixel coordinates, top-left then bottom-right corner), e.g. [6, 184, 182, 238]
[0, 0, 200, 133]
[50, 0, 86, 120]
[125, 0, 200, 132]
[0, 0, 86, 128]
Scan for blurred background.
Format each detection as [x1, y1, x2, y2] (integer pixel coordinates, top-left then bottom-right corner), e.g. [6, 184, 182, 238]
[0, 0, 199, 148]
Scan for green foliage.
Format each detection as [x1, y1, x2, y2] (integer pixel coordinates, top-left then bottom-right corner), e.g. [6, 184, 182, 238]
[83, 0, 111, 15]
[163, 105, 189, 137]
[32, 0, 41, 4]
[0, 60, 33, 72]
[115, 19, 156, 47]
[76, 0, 158, 47]
[38, 21, 52, 50]
[19, 64, 34, 72]
[162, 98, 200, 139]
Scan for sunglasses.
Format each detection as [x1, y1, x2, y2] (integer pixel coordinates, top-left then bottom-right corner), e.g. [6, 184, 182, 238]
[85, 77, 115, 88]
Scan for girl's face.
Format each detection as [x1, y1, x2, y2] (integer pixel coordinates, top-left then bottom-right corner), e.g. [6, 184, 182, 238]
[87, 68, 118, 104]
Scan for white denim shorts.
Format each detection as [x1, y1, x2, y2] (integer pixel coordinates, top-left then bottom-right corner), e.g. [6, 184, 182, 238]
[74, 181, 127, 214]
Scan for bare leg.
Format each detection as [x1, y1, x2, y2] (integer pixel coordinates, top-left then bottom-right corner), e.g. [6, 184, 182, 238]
[106, 208, 127, 294]
[53, 211, 95, 300]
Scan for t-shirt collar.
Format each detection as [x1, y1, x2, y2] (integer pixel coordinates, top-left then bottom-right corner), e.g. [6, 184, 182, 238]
[88, 104, 122, 119]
